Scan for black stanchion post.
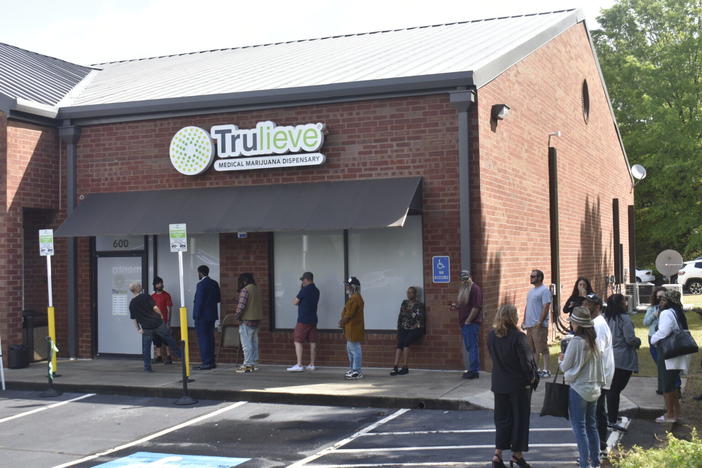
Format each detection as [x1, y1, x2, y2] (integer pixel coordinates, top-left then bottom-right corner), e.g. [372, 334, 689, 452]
[40, 336, 61, 397]
[174, 340, 197, 406]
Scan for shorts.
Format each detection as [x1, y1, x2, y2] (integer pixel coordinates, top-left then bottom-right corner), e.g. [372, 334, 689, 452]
[294, 322, 318, 343]
[526, 326, 549, 354]
[397, 328, 423, 349]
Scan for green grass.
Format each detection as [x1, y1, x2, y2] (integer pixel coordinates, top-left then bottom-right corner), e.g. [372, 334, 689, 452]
[547, 294, 702, 378]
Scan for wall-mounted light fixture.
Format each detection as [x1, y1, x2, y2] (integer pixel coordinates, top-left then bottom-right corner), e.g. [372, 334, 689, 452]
[491, 104, 511, 121]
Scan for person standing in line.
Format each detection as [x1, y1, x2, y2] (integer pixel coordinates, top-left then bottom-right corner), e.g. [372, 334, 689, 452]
[234, 273, 262, 374]
[560, 306, 605, 468]
[488, 304, 538, 468]
[605, 293, 641, 431]
[151, 276, 174, 364]
[450, 270, 482, 379]
[643, 287, 669, 394]
[128, 282, 182, 372]
[563, 277, 594, 316]
[651, 290, 690, 422]
[287, 272, 320, 372]
[582, 293, 614, 456]
[390, 286, 425, 376]
[339, 277, 364, 380]
[193, 265, 221, 370]
[522, 270, 553, 378]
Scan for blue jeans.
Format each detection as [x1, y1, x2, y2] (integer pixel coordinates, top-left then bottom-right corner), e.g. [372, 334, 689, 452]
[461, 323, 480, 373]
[142, 323, 181, 370]
[346, 341, 362, 372]
[239, 324, 260, 366]
[569, 388, 600, 468]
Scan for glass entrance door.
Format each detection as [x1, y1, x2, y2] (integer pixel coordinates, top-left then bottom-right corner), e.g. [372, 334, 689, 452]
[97, 256, 144, 355]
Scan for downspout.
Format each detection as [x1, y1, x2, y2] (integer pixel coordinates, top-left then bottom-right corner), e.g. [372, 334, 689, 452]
[58, 123, 81, 359]
[449, 89, 476, 273]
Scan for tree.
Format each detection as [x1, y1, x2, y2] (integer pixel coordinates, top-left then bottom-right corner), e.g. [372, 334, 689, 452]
[592, 0, 702, 265]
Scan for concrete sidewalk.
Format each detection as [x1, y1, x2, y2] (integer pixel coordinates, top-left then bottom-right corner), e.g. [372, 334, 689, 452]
[2, 359, 665, 416]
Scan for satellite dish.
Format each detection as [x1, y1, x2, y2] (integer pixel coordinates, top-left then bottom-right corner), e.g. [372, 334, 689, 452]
[631, 164, 647, 181]
[655, 249, 684, 278]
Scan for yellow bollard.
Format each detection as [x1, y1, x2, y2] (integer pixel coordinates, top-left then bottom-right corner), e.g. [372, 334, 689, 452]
[179, 307, 190, 377]
[47, 306, 57, 374]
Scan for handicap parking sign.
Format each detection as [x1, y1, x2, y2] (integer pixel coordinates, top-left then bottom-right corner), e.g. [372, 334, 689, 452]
[432, 256, 450, 283]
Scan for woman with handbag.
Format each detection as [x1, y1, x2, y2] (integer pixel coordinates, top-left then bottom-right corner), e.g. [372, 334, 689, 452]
[487, 304, 538, 468]
[560, 307, 605, 468]
[650, 290, 691, 423]
[605, 294, 641, 432]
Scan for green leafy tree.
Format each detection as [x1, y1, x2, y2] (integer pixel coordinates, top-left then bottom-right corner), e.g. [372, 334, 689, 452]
[593, 0, 702, 265]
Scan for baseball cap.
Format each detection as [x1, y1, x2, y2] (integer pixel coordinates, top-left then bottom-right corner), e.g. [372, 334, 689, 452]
[583, 292, 603, 306]
[459, 270, 471, 280]
[345, 276, 361, 286]
[300, 272, 314, 281]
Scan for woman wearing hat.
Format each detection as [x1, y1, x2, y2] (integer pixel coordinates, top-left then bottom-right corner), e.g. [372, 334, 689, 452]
[650, 290, 690, 423]
[340, 277, 365, 380]
[604, 293, 641, 431]
[560, 306, 605, 468]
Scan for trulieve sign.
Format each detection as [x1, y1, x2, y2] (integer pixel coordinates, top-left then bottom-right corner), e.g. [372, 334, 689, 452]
[169, 121, 326, 176]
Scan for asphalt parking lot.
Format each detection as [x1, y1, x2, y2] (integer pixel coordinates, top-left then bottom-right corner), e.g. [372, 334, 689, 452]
[0, 390, 583, 468]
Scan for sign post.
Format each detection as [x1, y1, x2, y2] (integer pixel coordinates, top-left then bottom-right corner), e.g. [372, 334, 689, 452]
[169, 224, 190, 378]
[39, 229, 57, 375]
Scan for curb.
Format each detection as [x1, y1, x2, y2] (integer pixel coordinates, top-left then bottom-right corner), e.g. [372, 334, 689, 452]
[6, 380, 482, 411]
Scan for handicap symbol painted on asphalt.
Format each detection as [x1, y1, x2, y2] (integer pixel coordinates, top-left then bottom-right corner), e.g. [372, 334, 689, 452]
[93, 452, 250, 467]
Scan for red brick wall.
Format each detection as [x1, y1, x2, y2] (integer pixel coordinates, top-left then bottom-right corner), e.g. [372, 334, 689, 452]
[473, 22, 634, 369]
[1, 120, 62, 362]
[71, 95, 467, 368]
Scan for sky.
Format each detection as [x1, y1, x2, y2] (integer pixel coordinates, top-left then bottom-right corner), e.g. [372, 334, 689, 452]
[0, 0, 617, 66]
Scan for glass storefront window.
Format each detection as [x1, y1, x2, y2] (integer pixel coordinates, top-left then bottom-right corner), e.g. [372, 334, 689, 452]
[273, 216, 423, 331]
[273, 231, 345, 329]
[348, 216, 424, 330]
[156, 233, 220, 327]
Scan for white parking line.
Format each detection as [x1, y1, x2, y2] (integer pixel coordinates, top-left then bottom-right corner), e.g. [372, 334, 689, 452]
[361, 427, 571, 436]
[0, 393, 96, 424]
[334, 443, 578, 453]
[287, 408, 410, 468]
[52, 401, 248, 468]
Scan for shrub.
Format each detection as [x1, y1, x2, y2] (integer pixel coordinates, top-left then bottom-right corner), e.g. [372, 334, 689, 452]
[613, 431, 702, 468]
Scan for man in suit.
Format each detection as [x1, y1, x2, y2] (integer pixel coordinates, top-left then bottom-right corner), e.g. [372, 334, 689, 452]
[193, 265, 221, 370]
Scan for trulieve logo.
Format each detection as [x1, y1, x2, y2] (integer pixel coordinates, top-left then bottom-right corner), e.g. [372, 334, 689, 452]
[169, 121, 326, 175]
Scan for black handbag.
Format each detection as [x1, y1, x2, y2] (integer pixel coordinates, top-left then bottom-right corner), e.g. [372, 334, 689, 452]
[659, 313, 699, 359]
[540, 366, 570, 419]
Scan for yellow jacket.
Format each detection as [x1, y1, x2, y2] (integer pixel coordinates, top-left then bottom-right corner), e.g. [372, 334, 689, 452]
[341, 293, 365, 342]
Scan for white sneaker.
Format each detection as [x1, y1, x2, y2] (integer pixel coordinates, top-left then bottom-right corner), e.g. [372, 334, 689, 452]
[306, 364, 316, 371]
[287, 364, 304, 372]
[344, 369, 354, 378]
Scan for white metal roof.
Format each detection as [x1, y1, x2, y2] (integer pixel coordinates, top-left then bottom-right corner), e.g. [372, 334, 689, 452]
[68, 9, 582, 107]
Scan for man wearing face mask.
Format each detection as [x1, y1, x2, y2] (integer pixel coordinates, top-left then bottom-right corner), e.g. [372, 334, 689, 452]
[151, 276, 174, 364]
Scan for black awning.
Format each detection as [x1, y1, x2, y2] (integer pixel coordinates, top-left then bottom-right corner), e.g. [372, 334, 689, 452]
[55, 177, 422, 237]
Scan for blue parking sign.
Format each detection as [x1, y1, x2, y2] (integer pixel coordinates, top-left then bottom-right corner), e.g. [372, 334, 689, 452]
[432, 256, 450, 283]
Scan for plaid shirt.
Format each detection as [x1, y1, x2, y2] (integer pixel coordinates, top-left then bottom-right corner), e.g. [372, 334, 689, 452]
[234, 287, 260, 327]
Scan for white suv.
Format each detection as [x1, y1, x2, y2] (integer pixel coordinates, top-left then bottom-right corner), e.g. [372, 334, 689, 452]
[677, 261, 702, 295]
[635, 268, 655, 283]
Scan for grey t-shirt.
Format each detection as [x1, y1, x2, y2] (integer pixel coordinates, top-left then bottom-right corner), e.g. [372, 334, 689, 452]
[525, 284, 552, 328]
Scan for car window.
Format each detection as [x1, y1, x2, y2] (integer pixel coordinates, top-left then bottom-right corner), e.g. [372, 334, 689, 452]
[695, 262, 702, 269]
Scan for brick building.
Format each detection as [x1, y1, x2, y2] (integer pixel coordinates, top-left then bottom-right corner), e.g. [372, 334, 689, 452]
[0, 9, 634, 370]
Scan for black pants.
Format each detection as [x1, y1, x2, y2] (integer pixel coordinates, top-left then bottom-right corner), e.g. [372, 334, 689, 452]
[494, 387, 532, 453]
[596, 389, 608, 450]
[607, 369, 632, 424]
